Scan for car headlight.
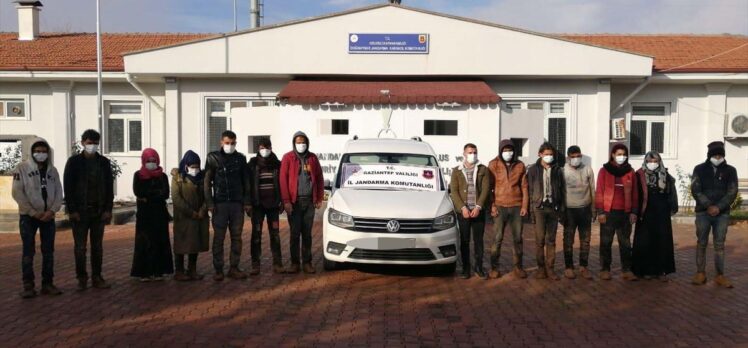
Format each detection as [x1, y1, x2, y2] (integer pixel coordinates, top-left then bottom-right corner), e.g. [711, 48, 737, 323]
[328, 209, 354, 229]
[432, 213, 456, 231]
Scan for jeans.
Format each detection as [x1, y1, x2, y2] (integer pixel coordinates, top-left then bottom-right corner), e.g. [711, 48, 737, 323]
[533, 207, 559, 270]
[19, 215, 56, 285]
[212, 201, 245, 273]
[599, 210, 632, 272]
[563, 206, 592, 269]
[289, 197, 315, 265]
[72, 208, 105, 280]
[457, 211, 485, 272]
[695, 212, 730, 275]
[490, 206, 524, 269]
[251, 206, 282, 265]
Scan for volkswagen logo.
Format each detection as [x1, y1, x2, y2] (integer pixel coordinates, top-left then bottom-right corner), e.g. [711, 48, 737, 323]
[386, 220, 400, 233]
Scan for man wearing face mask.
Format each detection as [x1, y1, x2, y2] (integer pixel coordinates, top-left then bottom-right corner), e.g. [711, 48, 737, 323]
[526, 142, 566, 280]
[487, 139, 529, 279]
[691, 141, 738, 288]
[12, 138, 63, 298]
[450, 143, 491, 279]
[561, 146, 595, 280]
[63, 129, 114, 290]
[595, 143, 639, 281]
[247, 138, 285, 275]
[280, 131, 324, 274]
[204, 130, 251, 281]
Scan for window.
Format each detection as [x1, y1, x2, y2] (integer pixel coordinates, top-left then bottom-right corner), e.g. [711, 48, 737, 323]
[105, 101, 142, 154]
[247, 135, 271, 153]
[0, 98, 27, 119]
[424, 120, 458, 136]
[630, 103, 670, 156]
[510, 138, 527, 157]
[527, 102, 544, 110]
[505, 102, 521, 111]
[550, 103, 565, 113]
[319, 119, 349, 135]
[548, 118, 567, 166]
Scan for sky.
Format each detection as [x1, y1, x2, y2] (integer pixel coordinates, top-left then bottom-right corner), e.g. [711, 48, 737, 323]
[0, 0, 746, 35]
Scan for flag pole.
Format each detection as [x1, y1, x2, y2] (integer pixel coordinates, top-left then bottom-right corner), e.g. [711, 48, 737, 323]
[96, 0, 103, 138]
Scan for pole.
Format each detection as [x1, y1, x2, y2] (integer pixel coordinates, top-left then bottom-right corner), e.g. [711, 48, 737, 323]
[96, 0, 103, 136]
[233, 0, 237, 31]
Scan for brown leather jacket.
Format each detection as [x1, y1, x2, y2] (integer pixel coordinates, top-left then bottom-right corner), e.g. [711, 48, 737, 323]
[488, 157, 528, 209]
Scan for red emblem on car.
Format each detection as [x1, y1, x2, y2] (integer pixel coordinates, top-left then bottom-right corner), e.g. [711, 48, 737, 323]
[422, 170, 434, 179]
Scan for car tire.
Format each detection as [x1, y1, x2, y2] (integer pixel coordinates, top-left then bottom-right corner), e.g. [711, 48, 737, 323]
[323, 255, 340, 271]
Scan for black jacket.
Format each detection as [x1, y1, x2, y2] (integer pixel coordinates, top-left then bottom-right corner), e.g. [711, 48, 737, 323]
[526, 159, 566, 213]
[204, 149, 250, 208]
[247, 153, 282, 208]
[691, 160, 738, 213]
[63, 153, 114, 215]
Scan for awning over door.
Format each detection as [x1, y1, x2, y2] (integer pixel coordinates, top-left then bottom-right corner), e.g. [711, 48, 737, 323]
[277, 80, 500, 105]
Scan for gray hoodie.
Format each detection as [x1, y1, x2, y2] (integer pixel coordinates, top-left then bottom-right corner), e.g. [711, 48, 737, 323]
[11, 137, 63, 216]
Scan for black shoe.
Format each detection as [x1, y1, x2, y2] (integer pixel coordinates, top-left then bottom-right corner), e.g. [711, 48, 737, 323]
[474, 266, 488, 279]
[76, 278, 88, 292]
[20, 283, 36, 299]
[41, 283, 63, 296]
[460, 270, 471, 279]
[91, 276, 111, 289]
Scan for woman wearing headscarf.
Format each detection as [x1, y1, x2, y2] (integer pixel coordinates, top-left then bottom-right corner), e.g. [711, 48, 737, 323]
[171, 150, 210, 281]
[632, 151, 678, 281]
[131, 148, 174, 281]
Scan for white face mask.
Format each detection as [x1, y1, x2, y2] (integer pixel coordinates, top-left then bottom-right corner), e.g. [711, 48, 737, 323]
[569, 157, 582, 167]
[646, 162, 659, 171]
[187, 167, 200, 177]
[295, 143, 307, 153]
[84, 144, 99, 155]
[710, 157, 725, 166]
[259, 149, 272, 158]
[33, 153, 48, 163]
[223, 144, 236, 154]
[501, 151, 513, 162]
[466, 153, 477, 164]
[615, 155, 627, 165]
[145, 162, 158, 171]
[542, 155, 554, 164]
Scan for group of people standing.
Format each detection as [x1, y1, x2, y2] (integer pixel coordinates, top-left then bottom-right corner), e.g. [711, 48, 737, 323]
[12, 128, 739, 298]
[450, 140, 737, 289]
[12, 129, 324, 298]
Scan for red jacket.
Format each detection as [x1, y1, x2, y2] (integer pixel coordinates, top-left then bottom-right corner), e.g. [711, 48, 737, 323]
[280, 151, 324, 205]
[595, 166, 639, 215]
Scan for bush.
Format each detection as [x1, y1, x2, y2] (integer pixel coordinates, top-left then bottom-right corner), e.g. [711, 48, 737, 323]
[731, 194, 744, 211]
[0, 142, 22, 175]
[674, 165, 694, 212]
[71, 141, 123, 179]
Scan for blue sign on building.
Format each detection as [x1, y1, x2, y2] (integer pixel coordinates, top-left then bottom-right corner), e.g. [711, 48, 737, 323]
[348, 33, 429, 54]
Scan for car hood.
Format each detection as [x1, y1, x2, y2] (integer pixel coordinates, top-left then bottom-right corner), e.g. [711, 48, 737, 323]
[330, 188, 453, 219]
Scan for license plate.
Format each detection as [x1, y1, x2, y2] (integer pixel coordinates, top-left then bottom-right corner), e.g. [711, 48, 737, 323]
[378, 237, 415, 250]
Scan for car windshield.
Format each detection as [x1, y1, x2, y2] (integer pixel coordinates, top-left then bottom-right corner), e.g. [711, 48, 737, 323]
[335, 153, 444, 191]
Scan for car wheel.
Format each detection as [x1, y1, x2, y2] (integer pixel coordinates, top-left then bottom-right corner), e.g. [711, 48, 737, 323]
[323, 255, 340, 271]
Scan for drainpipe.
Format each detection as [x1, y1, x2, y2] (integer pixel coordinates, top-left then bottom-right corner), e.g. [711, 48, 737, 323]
[126, 73, 166, 162]
[610, 76, 651, 116]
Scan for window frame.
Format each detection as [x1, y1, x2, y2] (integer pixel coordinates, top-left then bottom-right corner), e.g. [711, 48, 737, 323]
[628, 102, 672, 158]
[104, 100, 144, 156]
[319, 118, 350, 136]
[202, 95, 277, 155]
[500, 98, 572, 159]
[0, 95, 30, 121]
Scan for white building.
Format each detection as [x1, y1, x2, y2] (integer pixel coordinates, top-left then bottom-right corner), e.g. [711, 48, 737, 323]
[1, 2, 747, 202]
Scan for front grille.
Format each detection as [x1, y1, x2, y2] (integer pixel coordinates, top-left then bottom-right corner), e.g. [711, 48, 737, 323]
[352, 217, 434, 233]
[349, 248, 436, 261]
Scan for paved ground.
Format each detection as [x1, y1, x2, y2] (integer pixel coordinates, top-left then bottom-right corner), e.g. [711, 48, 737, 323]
[1, 218, 747, 347]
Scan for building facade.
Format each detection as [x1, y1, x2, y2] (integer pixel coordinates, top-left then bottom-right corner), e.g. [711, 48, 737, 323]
[1, 3, 746, 202]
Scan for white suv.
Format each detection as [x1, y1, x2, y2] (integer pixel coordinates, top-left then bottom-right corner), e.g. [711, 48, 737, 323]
[322, 138, 458, 272]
